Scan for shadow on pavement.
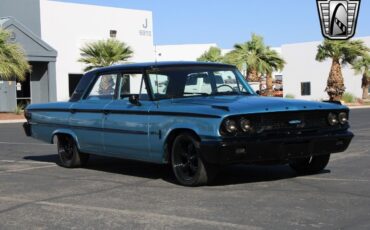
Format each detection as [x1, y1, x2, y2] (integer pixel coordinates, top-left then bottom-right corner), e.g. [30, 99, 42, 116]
[23, 154, 330, 186]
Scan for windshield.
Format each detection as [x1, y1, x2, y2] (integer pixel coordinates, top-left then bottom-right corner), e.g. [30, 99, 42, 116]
[147, 66, 255, 100]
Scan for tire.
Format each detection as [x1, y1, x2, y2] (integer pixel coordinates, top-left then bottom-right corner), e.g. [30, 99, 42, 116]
[57, 135, 89, 168]
[289, 154, 330, 174]
[170, 132, 216, 186]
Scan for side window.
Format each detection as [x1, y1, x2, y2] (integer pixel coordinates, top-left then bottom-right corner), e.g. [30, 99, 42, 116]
[148, 74, 169, 96]
[184, 72, 212, 95]
[118, 73, 149, 100]
[86, 74, 118, 100]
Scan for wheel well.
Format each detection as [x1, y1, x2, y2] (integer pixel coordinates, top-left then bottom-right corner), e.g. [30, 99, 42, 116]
[164, 128, 200, 163]
[52, 133, 74, 145]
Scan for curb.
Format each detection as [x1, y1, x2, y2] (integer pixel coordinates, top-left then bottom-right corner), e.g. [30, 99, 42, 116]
[347, 106, 370, 110]
[0, 119, 26, 124]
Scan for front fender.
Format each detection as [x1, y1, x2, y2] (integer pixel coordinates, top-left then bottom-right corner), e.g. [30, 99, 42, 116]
[51, 129, 81, 150]
[163, 122, 209, 142]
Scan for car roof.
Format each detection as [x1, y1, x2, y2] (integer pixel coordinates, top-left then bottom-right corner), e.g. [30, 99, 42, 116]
[88, 61, 236, 74]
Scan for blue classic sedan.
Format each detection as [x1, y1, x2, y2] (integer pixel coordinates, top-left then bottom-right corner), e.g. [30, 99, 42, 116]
[23, 62, 353, 186]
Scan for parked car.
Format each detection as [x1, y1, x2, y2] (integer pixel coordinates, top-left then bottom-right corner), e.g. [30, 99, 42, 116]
[23, 62, 354, 186]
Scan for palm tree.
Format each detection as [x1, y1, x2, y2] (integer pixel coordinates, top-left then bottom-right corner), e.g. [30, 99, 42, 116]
[197, 47, 223, 63]
[352, 54, 370, 99]
[78, 39, 133, 72]
[233, 34, 267, 82]
[316, 39, 369, 101]
[262, 48, 285, 96]
[0, 28, 31, 81]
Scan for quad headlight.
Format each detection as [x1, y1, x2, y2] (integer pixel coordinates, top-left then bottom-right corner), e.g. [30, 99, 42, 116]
[327, 112, 348, 126]
[222, 118, 253, 135]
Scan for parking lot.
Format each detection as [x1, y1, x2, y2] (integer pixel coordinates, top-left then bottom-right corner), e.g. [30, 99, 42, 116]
[0, 108, 369, 229]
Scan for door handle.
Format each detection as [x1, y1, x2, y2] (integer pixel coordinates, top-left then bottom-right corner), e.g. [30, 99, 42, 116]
[103, 110, 109, 115]
[70, 109, 76, 114]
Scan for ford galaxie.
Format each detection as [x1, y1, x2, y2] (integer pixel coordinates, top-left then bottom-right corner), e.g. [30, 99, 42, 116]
[23, 62, 354, 186]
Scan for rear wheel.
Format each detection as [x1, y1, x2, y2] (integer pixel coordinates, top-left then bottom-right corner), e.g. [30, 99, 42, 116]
[171, 133, 216, 186]
[289, 154, 330, 174]
[57, 135, 89, 168]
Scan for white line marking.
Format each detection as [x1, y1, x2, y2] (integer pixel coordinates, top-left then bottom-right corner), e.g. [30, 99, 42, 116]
[0, 160, 56, 165]
[0, 165, 56, 174]
[0, 196, 261, 230]
[0, 142, 51, 146]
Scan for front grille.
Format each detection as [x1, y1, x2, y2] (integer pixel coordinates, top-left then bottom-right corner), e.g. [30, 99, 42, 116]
[254, 111, 329, 132]
[221, 110, 348, 137]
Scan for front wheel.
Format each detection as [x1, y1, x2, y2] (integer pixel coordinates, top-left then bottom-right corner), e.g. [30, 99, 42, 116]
[171, 133, 216, 186]
[57, 135, 89, 168]
[289, 154, 330, 174]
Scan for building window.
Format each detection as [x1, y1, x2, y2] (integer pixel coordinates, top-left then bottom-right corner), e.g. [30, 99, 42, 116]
[301, 82, 311, 96]
[110, 30, 117, 38]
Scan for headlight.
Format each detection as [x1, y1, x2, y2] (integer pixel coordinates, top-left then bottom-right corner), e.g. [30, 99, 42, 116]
[240, 118, 252, 132]
[224, 119, 238, 133]
[327, 112, 339, 126]
[338, 112, 348, 124]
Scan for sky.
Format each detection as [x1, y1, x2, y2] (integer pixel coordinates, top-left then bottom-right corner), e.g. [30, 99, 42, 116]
[58, 0, 370, 49]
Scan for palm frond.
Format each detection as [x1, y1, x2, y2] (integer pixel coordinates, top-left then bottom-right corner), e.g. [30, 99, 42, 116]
[197, 47, 223, 63]
[79, 39, 133, 72]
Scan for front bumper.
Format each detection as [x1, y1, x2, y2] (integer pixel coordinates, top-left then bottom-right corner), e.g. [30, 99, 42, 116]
[200, 131, 354, 165]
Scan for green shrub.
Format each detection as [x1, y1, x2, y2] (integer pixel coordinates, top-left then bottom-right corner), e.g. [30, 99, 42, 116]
[14, 104, 24, 115]
[285, 93, 295, 99]
[342, 92, 356, 103]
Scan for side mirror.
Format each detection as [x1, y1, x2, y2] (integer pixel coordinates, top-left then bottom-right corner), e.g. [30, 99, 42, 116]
[256, 90, 261, 95]
[129, 94, 141, 106]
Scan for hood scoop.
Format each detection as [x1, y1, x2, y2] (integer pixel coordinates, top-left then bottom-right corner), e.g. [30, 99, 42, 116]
[211, 105, 229, 111]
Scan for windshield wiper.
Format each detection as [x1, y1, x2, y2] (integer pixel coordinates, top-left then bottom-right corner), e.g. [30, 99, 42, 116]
[183, 92, 210, 96]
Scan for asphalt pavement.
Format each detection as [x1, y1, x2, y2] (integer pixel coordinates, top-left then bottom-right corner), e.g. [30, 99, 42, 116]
[0, 108, 369, 229]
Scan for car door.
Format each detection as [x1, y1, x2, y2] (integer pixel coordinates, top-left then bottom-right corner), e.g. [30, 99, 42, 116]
[103, 72, 153, 161]
[69, 73, 119, 155]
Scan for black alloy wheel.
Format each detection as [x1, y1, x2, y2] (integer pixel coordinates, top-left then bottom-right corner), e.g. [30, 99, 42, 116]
[171, 133, 216, 186]
[57, 135, 89, 168]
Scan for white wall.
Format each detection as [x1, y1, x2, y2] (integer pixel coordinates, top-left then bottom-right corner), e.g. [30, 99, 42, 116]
[282, 36, 370, 100]
[39, 0, 154, 101]
[156, 44, 217, 62]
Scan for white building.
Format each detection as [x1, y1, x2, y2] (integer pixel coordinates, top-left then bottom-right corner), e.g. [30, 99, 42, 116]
[281, 37, 370, 100]
[40, 0, 154, 101]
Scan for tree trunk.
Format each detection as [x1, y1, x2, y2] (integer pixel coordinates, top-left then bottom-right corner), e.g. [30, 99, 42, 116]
[248, 69, 259, 82]
[266, 72, 273, 96]
[362, 72, 369, 99]
[325, 59, 345, 101]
